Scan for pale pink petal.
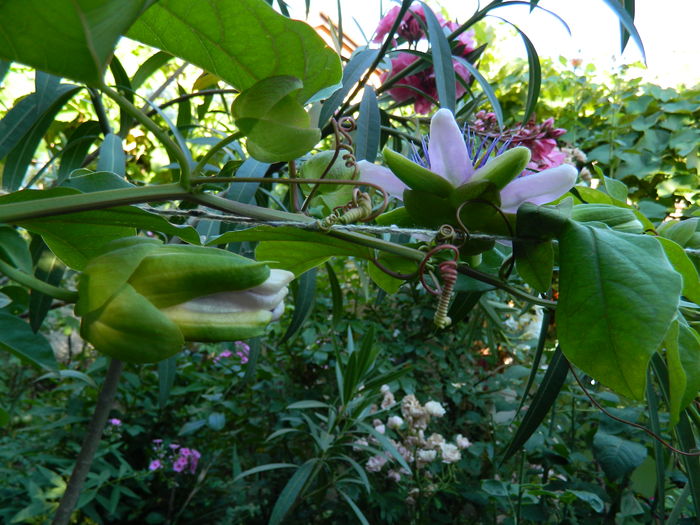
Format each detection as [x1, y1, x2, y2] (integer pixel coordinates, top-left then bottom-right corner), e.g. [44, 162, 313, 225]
[427, 109, 474, 186]
[358, 160, 408, 199]
[500, 164, 578, 213]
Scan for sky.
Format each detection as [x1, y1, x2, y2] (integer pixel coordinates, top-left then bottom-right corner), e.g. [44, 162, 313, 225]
[291, 0, 700, 88]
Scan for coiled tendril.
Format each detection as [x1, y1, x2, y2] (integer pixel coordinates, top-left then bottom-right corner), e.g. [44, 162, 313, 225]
[419, 244, 460, 329]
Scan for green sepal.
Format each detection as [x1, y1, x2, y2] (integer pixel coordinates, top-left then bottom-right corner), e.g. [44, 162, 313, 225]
[470, 146, 531, 190]
[128, 245, 271, 308]
[161, 305, 272, 341]
[80, 284, 184, 364]
[75, 238, 161, 317]
[382, 147, 454, 197]
[403, 189, 455, 228]
[449, 179, 501, 231]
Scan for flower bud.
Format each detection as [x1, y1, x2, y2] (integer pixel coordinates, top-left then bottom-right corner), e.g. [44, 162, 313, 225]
[75, 237, 293, 363]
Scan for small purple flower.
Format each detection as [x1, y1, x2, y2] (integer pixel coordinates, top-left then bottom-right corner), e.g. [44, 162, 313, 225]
[169, 443, 180, 450]
[235, 351, 249, 364]
[213, 349, 233, 363]
[149, 459, 163, 471]
[179, 447, 192, 457]
[108, 418, 122, 426]
[172, 456, 188, 473]
[152, 439, 163, 446]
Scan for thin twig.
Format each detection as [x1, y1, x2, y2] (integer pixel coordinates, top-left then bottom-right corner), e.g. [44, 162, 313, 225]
[52, 359, 124, 525]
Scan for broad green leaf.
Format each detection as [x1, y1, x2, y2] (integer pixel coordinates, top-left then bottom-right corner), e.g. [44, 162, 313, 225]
[592, 431, 647, 480]
[0, 0, 156, 85]
[514, 240, 553, 293]
[567, 490, 605, 513]
[657, 237, 700, 304]
[63, 171, 134, 192]
[232, 76, 320, 162]
[557, 223, 682, 399]
[268, 459, 317, 525]
[128, 0, 341, 103]
[0, 311, 57, 370]
[604, 176, 628, 201]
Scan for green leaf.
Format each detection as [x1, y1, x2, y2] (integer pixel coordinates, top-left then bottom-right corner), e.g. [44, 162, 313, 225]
[604, 176, 628, 201]
[63, 171, 134, 192]
[664, 317, 685, 425]
[453, 56, 503, 129]
[355, 86, 381, 163]
[319, 48, 379, 127]
[567, 490, 605, 513]
[268, 459, 317, 525]
[337, 488, 370, 525]
[657, 238, 700, 304]
[557, 223, 682, 399]
[325, 262, 343, 327]
[0, 311, 57, 370]
[97, 133, 126, 176]
[158, 356, 177, 409]
[281, 268, 317, 343]
[0, 0, 156, 85]
[1, 82, 82, 191]
[600, 0, 646, 62]
[233, 462, 297, 483]
[501, 348, 568, 463]
[421, 2, 455, 111]
[56, 121, 102, 183]
[593, 431, 647, 480]
[367, 254, 416, 294]
[128, 0, 341, 103]
[674, 318, 700, 420]
[0, 226, 33, 273]
[514, 240, 553, 293]
[232, 76, 320, 162]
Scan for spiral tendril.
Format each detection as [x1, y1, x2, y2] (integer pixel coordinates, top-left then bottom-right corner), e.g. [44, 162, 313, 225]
[418, 244, 460, 329]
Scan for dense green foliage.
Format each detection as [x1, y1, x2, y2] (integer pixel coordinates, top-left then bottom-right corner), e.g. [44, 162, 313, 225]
[0, 0, 698, 524]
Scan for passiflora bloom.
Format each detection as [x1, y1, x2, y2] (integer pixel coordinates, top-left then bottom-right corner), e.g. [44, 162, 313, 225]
[359, 109, 578, 215]
[75, 237, 294, 363]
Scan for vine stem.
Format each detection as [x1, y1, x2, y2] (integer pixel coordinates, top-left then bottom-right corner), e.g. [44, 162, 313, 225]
[0, 259, 78, 302]
[52, 358, 124, 525]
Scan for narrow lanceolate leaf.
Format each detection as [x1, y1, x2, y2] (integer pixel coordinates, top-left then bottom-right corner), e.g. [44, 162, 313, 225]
[1, 82, 81, 191]
[421, 3, 456, 111]
[325, 262, 343, 327]
[600, 0, 646, 62]
[319, 48, 379, 126]
[128, 0, 341, 103]
[281, 268, 317, 343]
[0, 311, 57, 370]
[501, 347, 568, 463]
[268, 459, 317, 525]
[355, 86, 380, 163]
[557, 223, 682, 399]
[453, 57, 503, 129]
[97, 133, 126, 176]
[0, 0, 156, 85]
[158, 356, 178, 409]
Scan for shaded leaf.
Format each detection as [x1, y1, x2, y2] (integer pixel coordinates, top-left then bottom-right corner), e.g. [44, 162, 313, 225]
[0, 311, 57, 370]
[268, 459, 317, 525]
[281, 268, 317, 343]
[593, 431, 647, 480]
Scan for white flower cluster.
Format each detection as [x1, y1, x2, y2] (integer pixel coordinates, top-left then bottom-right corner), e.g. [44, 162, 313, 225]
[360, 386, 472, 484]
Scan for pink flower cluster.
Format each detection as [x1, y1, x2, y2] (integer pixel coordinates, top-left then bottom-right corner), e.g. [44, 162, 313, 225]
[212, 341, 250, 364]
[148, 439, 201, 474]
[375, 4, 477, 114]
[472, 111, 568, 171]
